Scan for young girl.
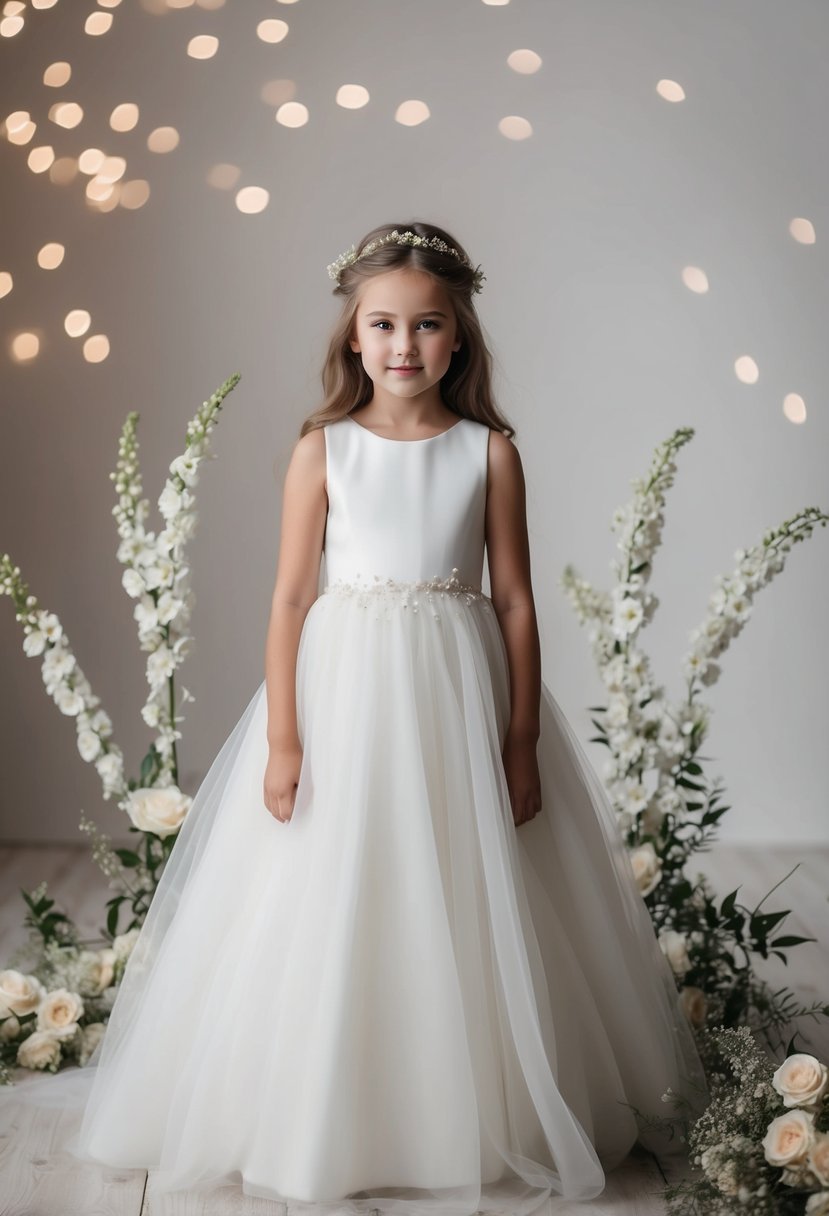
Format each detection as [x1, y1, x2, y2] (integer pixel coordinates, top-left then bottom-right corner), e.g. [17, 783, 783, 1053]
[0, 222, 708, 1215]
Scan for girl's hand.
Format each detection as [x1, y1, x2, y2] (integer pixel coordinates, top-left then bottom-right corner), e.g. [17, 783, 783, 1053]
[502, 732, 542, 827]
[264, 743, 303, 823]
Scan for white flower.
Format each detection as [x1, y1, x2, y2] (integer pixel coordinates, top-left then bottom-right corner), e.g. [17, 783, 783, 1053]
[77, 1021, 107, 1066]
[23, 628, 47, 657]
[621, 775, 649, 815]
[125, 785, 192, 838]
[36, 988, 84, 1038]
[772, 1054, 829, 1110]
[0, 969, 46, 1016]
[79, 948, 118, 994]
[156, 590, 184, 626]
[121, 567, 146, 598]
[147, 645, 177, 686]
[158, 484, 183, 521]
[658, 928, 692, 976]
[54, 684, 85, 716]
[629, 841, 662, 895]
[169, 453, 200, 485]
[36, 611, 63, 643]
[0, 1013, 21, 1040]
[77, 728, 102, 762]
[806, 1189, 829, 1214]
[807, 1133, 829, 1187]
[112, 928, 140, 961]
[762, 1109, 816, 1167]
[612, 596, 644, 638]
[17, 1029, 62, 1071]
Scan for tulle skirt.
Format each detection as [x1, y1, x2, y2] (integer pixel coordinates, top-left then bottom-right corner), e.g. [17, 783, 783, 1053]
[0, 584, 709, 1215]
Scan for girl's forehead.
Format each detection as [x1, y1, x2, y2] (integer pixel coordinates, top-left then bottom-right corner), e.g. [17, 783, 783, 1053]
[356, 270, 452, 314]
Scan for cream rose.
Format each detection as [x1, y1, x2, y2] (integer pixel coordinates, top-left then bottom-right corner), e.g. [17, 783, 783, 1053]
[679, 985, 708, 1028]
[79, 948, 118, 993]
[77, 1022, 107, 1066]
[806, 1192, 829, 1215]
[113, 927, 141, 961]
[0, 969, 45, 1016]
[17, 1029, 62, 1071]
[772, 1054, 829, 1110]
[0, 1013, 21, 1040]
[658, 928, 692, 977]
[807, 1134, 829, 1188]
[36, 988, 84, 1039]
[629, 841, 662, 896]
[762, 1109, 816, 1167]
[125, 785, 192, 838]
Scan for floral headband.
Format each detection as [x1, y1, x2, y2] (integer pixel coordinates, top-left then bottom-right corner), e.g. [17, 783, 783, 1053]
[326, 228, 486, 293]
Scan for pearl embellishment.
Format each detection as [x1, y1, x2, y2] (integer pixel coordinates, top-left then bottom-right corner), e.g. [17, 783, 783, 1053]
[323, 567, 492, 617]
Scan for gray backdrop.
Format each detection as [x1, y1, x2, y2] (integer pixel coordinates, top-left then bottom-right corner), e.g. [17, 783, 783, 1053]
[1, 0, 826, 846]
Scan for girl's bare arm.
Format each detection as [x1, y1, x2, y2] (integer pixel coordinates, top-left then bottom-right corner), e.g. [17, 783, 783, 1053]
[484, 430, 542, 825]
[265, 428, 328, 753]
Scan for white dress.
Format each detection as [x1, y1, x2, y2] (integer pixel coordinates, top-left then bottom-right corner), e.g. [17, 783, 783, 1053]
[0, 415, 709, 1215]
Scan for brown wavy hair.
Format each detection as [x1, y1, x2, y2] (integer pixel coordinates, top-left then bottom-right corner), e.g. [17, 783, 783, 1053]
[298, 220, 515, 440]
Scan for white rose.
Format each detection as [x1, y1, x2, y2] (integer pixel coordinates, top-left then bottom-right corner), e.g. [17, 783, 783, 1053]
[126, 785, 191, 838]
[807, 1133, 829, 1187]
[773, 1054, 829, 1109]
[629, 842, 662, 896]
[806, 1191, 829, 1215]
[79, 948, 117, 993]
[658, 929, 692, 977]
[17, 1029, 62, 1071]
[679, 985, 708, 1028]
[762, 1109, 816, 1167]
[37, 988, 84, 1038]
[0, 1013, 21, 1040]
[77, 1021, 107, 1066]
[0, 969, 45, 1016]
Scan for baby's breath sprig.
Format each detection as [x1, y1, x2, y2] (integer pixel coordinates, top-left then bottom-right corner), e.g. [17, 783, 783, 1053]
[327, 228, 486, 293]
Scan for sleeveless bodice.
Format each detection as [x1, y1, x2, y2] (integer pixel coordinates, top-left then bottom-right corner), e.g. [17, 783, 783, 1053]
[322, 416, 490, 590]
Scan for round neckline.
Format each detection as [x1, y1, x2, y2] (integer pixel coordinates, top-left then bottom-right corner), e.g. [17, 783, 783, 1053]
[347, 416, 465, 444]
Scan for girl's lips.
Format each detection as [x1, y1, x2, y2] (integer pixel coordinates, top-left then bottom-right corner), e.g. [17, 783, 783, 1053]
[390, 367, 422, 373]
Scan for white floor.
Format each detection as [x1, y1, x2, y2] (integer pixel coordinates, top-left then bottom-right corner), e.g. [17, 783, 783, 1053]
[0, 841, 826, 1215]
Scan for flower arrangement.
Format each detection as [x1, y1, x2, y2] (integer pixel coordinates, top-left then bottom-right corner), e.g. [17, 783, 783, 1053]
[0, 373, 240, 1082]
[658, 1027, 829, 1214]
[561, 426, 828, 1048]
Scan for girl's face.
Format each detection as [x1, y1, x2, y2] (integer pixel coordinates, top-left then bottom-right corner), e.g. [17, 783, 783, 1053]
[349, 268, 461, 405]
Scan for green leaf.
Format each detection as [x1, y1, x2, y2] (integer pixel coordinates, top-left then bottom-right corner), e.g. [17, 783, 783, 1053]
[771, 935, 817, 949]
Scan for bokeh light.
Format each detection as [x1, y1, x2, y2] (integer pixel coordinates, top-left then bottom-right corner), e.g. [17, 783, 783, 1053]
[735, 356, 760, 385]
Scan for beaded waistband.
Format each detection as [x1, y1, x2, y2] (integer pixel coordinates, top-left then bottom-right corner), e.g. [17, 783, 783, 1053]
[322, 567, 492, 612]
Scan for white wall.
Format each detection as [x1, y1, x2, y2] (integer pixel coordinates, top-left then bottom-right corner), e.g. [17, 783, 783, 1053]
[1, 0, 826, 846]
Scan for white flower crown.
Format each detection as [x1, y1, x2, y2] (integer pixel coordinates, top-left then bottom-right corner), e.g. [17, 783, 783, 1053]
[326, 228, 486, 294]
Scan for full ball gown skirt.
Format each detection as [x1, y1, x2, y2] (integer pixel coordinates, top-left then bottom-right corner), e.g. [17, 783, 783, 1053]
[0, 415, 709, 1215]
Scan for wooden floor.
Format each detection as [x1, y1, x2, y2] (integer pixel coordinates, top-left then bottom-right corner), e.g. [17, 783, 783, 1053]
[0, 841, 826, 1215]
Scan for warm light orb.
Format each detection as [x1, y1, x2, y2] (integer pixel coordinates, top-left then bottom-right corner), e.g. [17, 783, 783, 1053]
[32, 0, 60, 8]
[734, 355, 759, 384]
[27, 145, 55, 173]
[7, 119, 36, 145]
[78, 148, 106, 174]
[98, 155, 127, 183]
[110, 103, 139, 132]
[187, 34, 219, 59]
[507, 49, 542, 74]
[482, 0, 510, 6]
[5, 2, 26, 14]
[789, 217, 816, 245]
[50, 101, 84, 128]
[65, 310, 92, 337]
[83, 334, 110, 362]
[395, 100, 430, 126]
[235, 186, 269, 213]
[49, 157, 80, 184]
[86, 176, 116, 202]
[0, 271, 13, 299]
[197, 0, 226, 8]
[4, 110, 30, 135]
[85, 11, 113, 34]
[11, 333, 40, 361]
[44, 61, 71, 87]
[498, 115, 532, 139]
[657, 79, 686, 102]
[783, 393, 806, 424]
[275, 101, 308, 128]
[37, 242, 65, 270]
[261, 79, 296, 106]
[0, 15, 24, 36]
[99, 0, 124, 7]
[147, 126, 179, 152]
[336, 84, 370, 109]
[207, 162, 241, 188]
[257, 19, 289, 43]
[681, 266, 709, 293]
[119, 179, 151, 208]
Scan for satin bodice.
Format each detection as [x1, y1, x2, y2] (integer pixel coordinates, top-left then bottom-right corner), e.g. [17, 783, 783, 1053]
[322, 415, 490, 589]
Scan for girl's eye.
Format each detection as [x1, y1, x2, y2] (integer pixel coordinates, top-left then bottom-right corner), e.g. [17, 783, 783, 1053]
[371, 320, 438, 331]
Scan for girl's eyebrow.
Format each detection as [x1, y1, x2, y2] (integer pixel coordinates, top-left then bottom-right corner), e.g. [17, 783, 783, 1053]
[365, 310, 448, 318]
